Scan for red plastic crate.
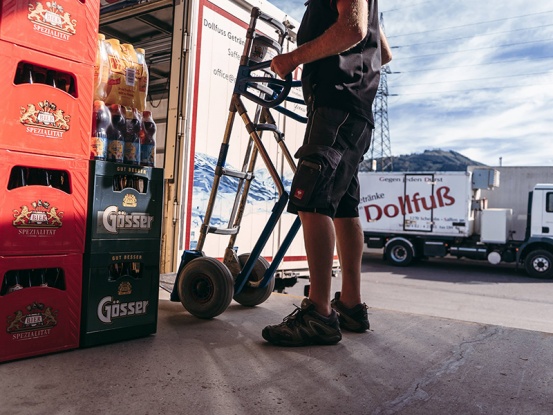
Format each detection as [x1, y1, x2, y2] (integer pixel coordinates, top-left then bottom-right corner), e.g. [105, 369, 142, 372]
[0, 0, 99, 65]
[0, 149, 89, 255]
[0, 253, 82, 363]
[0, 41, 93, 159]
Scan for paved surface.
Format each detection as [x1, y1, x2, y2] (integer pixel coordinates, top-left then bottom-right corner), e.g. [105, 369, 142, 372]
[1, 289, 552, 415]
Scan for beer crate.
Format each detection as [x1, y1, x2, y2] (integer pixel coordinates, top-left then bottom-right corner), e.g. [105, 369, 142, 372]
[86, 161, 164, 245]
[0, 149, 88, 256]
[0, 41, 93, 160]
[80, 240, 160, 347]
[0, 0, 99, 65]
[0, 253, 82, 363]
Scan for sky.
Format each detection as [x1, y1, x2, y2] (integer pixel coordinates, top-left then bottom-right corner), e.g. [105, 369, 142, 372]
[267, 0, 553, 166]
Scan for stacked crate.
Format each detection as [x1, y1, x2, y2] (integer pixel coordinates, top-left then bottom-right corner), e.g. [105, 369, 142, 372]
[81, 161, 163, 347]
[0, 0, 99, 362]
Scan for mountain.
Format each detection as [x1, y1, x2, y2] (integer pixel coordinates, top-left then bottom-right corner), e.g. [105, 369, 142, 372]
[359, 149, 487, 172]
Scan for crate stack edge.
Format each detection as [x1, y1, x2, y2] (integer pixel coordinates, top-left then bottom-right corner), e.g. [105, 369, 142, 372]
[0, 0, 99, 363]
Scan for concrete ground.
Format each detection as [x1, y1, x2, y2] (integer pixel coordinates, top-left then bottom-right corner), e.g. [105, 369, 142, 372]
[1, 288, 552, 415]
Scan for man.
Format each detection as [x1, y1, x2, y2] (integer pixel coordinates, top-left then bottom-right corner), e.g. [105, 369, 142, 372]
[262, 0, 392, 346]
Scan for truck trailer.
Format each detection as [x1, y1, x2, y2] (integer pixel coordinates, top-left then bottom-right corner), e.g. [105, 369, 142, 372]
[99, 0, 318, 279]
[359, 169, 553, 279]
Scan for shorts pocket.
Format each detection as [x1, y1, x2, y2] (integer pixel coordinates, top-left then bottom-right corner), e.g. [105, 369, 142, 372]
[290, 144, 343, 207]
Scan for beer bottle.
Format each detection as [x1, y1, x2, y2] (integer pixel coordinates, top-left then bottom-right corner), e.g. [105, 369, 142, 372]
[50, 170, 71, 193]
[46, 70, 57, 88]
[28, 168, 51, 186]
[39, 269, 49, 287]
[34, 68, 46, 84]
[1, 272, 9, 295]
[109, 263, 123, 281]
[91, 100, 110, 160]
[107, 104, 125, 163]
[113, 175, 125, 191]
[18, 63, 35, 84]
[8, 166, 28, 190]
[123, 106, 141, 165]
[133, 176, 145, 193]
[131, 262, 141, 278]
[8, 271, 24, 293]
[126, 176, 135, 190]
[57, 75, 67, 92]
[47, 268, 63, 289]
[140, 110, 156, 167]
[67, 76, 76, 97]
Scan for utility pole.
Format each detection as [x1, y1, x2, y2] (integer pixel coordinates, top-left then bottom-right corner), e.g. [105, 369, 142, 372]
[369, 12, 393, 171]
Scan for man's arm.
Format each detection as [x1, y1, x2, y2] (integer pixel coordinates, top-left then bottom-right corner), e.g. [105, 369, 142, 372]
[380, 27, 392, 65]
[270, 0, 368, 79]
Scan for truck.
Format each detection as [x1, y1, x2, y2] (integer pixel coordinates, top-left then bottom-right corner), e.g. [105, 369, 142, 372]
[99, 0, 320, 284]
[359, 168, 553, 279]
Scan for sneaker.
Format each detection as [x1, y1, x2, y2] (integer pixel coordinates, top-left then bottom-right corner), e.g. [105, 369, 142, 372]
[331, 292, 370, 332]
[262, 298, 342, 346]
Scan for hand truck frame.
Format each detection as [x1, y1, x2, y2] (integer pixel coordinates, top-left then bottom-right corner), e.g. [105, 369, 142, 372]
[170, 7, 307, 318]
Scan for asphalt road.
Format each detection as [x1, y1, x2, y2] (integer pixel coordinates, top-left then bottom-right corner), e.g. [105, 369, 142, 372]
[284, 251, 553, 334]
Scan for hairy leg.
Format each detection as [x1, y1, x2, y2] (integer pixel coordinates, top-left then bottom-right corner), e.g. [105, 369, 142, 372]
[334, 216, 363, 308]
[298, 211, 335, 316]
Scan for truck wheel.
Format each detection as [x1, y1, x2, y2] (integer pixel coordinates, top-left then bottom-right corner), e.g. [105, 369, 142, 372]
[233, 254, 275, 307]
[524, 250, 553, 279]
[385, 240, 414, 267]
[178, 257, 234, 319]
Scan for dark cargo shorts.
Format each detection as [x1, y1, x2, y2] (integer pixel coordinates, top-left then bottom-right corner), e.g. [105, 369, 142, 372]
[287, 106, 372, 219]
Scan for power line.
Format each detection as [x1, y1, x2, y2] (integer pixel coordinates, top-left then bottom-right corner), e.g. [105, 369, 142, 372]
[393, 37, 553, 60]
[393, 71, 553, 88]
[381, 1, 436, 13]
[393, 23, 553, 49]
[394, 82, 553, 96]
[387, 10, 553, 38]
[395, 54, 553, 74]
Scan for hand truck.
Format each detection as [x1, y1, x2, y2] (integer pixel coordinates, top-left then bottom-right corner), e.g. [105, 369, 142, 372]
[169, 7, 307, 318]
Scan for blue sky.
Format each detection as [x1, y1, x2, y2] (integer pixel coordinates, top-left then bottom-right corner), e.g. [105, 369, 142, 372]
[267, 0, 553, 166]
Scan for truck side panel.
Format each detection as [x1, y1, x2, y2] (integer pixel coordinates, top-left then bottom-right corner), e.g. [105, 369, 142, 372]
[182, 0, 309, 268]
[359, 172, 474, 237]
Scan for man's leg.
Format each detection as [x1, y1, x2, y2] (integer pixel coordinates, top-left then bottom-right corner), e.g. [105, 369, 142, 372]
[261, 210, 342, 346]
[299, 211, 335, 316]
[334, 216, 363, 308]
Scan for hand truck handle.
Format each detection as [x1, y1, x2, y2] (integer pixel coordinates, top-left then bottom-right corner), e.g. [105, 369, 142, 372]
[251, 7, 287, 38]
[234, 60, 293, 108]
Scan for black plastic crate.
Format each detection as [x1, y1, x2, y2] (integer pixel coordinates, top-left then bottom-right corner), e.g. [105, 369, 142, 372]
[86, 161, 164, 244]
[81, 240, 160, 347]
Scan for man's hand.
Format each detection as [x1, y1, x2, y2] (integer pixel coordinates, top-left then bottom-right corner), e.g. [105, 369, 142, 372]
[270, 52, 298, 79]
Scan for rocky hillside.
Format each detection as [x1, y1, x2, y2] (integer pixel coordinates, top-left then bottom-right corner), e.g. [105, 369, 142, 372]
[359, 149, 486, 172]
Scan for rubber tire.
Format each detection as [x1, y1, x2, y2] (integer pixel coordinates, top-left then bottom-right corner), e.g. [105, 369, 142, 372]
[178, 257, 234, 319]
[233, 254, 275, 307]
[385, 240, 414, 267]
[524, 249, 553, 279]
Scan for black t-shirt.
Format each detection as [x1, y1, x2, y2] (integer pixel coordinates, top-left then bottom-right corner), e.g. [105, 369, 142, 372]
[297, 0, 381, 125]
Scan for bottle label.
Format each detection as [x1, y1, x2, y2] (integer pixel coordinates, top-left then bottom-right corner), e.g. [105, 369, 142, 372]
[140, 144, 155, 166]
[108, 140, 124, 162]
[91, 134, 108, 160]
[124, 142, 140, 164]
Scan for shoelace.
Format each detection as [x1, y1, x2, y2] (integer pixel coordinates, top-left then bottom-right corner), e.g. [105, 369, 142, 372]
[283, 304, 306, 326]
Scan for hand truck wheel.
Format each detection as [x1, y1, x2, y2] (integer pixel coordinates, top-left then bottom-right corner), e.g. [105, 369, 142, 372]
[177, 257, 234, 319]
[233, 253, 275, 307]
